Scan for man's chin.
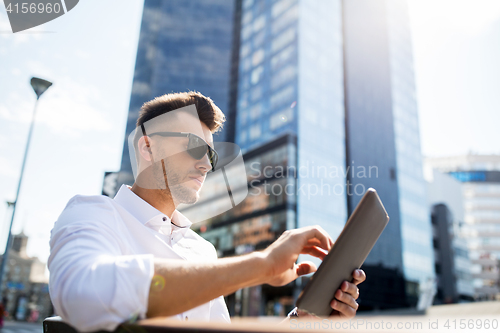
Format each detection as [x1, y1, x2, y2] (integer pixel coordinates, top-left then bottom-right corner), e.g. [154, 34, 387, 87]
[181, 194, 199, 205]
[171, 186, 200, 205]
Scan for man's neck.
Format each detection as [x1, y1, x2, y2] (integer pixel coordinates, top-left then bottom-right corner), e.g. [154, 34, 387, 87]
[131, 183, 176, 219]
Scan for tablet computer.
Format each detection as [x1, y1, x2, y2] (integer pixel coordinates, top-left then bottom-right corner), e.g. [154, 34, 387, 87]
[295, 188, 389, 317]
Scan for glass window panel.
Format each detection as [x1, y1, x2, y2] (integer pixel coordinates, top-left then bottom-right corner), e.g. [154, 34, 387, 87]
[271, 44, 295, 70]
[271, 64, 296, 91]
[252, 48, 265, 66]
[272, 0, 294, 18]
[270, 85, 294, 109]
[251, 65, 264, 84]
[272, 5, 298, 34]
[249, 123, 261, 140]
[253, 14, 266, 33]
[271, 27, 296, 53]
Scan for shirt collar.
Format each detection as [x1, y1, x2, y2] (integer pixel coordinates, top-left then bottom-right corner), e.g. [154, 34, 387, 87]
[114, 185, 163, 225]
[171, 210, 193, 228]
[113, 185, 192, 232]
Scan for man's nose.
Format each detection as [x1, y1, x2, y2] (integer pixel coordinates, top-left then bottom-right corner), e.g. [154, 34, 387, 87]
[195, 151, 212, 173]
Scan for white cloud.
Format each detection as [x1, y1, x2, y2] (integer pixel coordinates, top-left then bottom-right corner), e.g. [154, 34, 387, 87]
[74, 49, 91, 60]
[12, 31, 44, 45]
[408, 0, 500, 36]
[0, 8, 11, 33]
[36, 77, 113, 137]
[0, 155, 18, 178]
[0, 74, 113, 137]
[0, 99, 34, 123]
[26, 60, 55, 80]
[0, 105, 10, 118]
[10, 67, 21, 76]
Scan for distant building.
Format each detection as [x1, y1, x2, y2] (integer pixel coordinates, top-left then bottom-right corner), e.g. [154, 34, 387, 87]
[101, 171, 119, 198]
[355, 264, 418, 310]
[426, 155, 500, 300]
[0, 233, 52, 322]
[427, 169, 474, 303]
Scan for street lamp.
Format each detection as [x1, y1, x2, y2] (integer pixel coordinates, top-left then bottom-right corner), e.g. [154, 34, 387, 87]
[0, 77, 53, 294]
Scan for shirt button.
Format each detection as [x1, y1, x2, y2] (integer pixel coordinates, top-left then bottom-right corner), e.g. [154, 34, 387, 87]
[185, 316, 188, 321]
[162, 217, 167, 221]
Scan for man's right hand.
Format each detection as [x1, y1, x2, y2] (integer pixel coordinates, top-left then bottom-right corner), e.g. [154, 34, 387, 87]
[146, 225, 335, 318]
[261, 225, 333, 287]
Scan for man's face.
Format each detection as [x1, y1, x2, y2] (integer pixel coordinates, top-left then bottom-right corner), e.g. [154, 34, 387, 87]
[137, 112, 214, 204]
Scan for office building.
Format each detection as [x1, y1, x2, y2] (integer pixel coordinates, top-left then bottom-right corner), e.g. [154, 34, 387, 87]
[426, 154, 500, 300]
[426, 170, 474, 303]
[116, 0, 240, 187]
[342, 0, 435, 309]
[235, 0, 348, 264]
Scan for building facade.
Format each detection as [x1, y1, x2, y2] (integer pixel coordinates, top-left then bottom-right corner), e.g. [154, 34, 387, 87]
[116, 0, 240, 188]
[0, 233, 52, 322]
[426, 155, 500, 300]
[343, 0, 434, 309]
[426, 170, 474, 303]
[235, 0, 348, 267]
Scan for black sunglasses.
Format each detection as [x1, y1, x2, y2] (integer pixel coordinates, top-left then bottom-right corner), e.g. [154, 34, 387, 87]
[145, 131, 218, 172]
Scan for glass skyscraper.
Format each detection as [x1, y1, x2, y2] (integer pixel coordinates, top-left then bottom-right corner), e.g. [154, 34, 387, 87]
[235, 0, 348, 256]
[343, 0, 434, 308]
[115, 0, 435, 314]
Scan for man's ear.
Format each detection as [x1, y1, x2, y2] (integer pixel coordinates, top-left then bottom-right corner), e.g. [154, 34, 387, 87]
[138, 136, 154, 162]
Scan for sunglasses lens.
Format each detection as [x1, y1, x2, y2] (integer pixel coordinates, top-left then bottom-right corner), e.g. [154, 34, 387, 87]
[187, 145, 207, 160]
[187, 135, 218, 171]
[185, 136, 204, 158]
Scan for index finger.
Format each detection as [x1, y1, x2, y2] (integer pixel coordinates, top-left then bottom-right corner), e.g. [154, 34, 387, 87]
[301, 225, 333, 252]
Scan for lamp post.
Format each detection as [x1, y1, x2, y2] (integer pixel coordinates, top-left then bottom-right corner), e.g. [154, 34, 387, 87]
[0, 77, 53, 295]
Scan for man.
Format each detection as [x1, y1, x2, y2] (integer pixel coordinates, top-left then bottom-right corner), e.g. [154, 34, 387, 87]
[49, 92, 365, 332]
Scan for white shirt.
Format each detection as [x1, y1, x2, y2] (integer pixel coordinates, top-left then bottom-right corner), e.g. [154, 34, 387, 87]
[48, 185, 230, 332]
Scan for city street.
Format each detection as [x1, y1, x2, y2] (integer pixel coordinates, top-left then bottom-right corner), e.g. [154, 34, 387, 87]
[1, 321, 43, 333]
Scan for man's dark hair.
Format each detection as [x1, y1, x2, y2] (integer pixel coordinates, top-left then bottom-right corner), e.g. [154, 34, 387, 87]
[136, 91, 225, 133]
[132, 91, 225, 166]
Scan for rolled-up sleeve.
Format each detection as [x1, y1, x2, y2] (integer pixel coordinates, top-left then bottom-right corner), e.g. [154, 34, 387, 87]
[48, 198, 155, 332]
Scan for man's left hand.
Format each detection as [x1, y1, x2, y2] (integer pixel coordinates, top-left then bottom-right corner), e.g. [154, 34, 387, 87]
[297, 269, 366, 319]
[329, 269, 366, 318]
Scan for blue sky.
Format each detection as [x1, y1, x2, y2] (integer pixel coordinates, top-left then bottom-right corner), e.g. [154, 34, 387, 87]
[409, 0, 500, 157]
[0, 0, 499, 268]
[0, 0, 145, 265]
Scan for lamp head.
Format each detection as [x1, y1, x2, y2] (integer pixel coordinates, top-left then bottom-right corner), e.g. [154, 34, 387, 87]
[30, 77, 52, 99]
